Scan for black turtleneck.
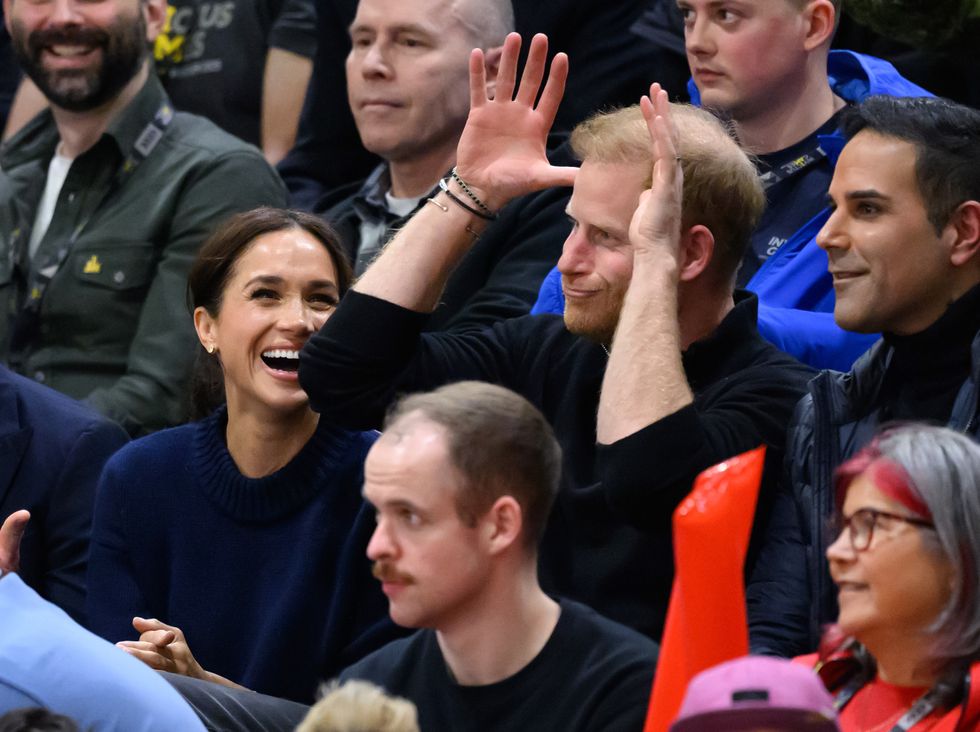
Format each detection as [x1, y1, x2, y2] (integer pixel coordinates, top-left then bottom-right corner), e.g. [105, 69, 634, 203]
[879, 283, 980, 423]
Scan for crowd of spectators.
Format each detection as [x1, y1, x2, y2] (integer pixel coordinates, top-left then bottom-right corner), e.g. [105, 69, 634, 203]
[1, 0, 980, 730]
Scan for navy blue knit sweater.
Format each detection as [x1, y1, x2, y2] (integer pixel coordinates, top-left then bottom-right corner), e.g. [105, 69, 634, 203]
[86, 409, 397, 703]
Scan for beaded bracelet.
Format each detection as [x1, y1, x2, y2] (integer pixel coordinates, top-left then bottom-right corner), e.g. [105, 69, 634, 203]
[438, 177, 497, 221]
[450, 167, 497, 218]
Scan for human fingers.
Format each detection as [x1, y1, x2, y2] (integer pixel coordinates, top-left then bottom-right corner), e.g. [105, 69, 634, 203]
[515, 33, 548, 106]
[493, 32, 522, 103]
[469, 48, 488, 109]
[650, 83, 679, 151]
[641, 86, 679, 187]
[116, 642, 176, 672]
[137, 629, 177, 647]
[535, 51, 568, 129]
[132, 616, 179, 634]
[0, 510, 30, 574]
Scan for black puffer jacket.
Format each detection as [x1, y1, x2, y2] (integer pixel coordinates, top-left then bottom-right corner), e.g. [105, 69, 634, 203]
[749, 335, 980, 657]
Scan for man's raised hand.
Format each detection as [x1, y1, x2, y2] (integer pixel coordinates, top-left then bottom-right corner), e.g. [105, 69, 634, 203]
[455, 33, 578, 209]
[628, 83, 685, 266]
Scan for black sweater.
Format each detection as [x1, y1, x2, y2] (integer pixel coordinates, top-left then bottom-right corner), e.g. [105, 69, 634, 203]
[300, 290, 813, 638]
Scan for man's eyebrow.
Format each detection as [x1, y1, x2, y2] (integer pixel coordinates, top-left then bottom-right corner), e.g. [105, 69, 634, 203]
[349, 21, 433, 36]
[565, 208, 627, 238]
[845, 189, 888, 201]
[381, 498, 424, 514]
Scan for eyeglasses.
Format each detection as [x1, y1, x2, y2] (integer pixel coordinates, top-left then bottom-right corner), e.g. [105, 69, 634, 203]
[833, 508, 934, 552]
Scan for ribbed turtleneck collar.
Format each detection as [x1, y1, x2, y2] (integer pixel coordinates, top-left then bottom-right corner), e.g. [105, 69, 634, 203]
[879, 283, 980, 422]
[192, 408, 357, 522]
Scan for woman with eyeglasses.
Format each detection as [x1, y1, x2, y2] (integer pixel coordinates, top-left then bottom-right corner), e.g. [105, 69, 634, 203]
[802, 424, 980, 730]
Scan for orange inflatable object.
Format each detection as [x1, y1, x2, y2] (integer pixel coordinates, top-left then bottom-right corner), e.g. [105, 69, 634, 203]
[644, 445, 767, 732]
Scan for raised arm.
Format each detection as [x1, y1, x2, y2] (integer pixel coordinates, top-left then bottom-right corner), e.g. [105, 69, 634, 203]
[596, 85, 692, 445]
[351, 33, 577, 313]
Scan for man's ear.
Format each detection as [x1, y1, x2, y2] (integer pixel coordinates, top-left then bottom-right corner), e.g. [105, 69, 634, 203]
[483, 495, 522, 555]
[143, 0, 168, 43]
[482, 45, 504, 101]
[948, 200, 980, 268]
[678, 224, 715, 282]
[802, 0, 836, 52]
[2, 0, 12, 36]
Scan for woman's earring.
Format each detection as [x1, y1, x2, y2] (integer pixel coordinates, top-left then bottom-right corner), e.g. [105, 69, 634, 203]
[206, 343, 216, 355]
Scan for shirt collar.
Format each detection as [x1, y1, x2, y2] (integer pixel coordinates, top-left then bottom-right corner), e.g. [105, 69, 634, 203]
[351, 163, 442, 226]
[0, 72, 171, 169]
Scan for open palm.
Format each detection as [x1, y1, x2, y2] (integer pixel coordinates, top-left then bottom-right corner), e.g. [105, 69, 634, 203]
[455, 33, 578, 208]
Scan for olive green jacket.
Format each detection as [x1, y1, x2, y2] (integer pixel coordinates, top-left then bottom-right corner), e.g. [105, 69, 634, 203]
[0, 75, 287, 435]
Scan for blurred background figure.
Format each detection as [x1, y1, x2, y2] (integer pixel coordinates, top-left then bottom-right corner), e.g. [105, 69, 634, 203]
[153, 0, 316, 163]
[295, 681, 419, 732]
[0, 7, 18, 135]
[670, 655, 839, 731]
[3, 0, 315, 164]
[836, 0, 980, 109]
[808, 425, 980, 730]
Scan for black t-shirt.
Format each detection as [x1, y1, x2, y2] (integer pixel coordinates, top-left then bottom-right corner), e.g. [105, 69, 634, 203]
[154, 0, 316, 146]
[739, 110, 845, 287]
[340, 599, 658, 732]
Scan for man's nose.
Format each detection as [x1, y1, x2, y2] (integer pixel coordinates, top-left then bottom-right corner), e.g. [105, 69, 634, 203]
[47, 0, 86, 26]
[361, 41, 392, 78]
[685, 16, 714, 57]
[366, 518, 395, 560]
[816, 207, 846, 252]
[557, 228, 592, 276]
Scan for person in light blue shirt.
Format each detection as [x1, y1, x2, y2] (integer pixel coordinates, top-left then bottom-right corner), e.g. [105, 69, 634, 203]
[0, 512, 205, 732]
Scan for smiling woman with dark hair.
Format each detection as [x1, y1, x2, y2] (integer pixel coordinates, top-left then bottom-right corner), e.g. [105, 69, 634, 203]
[803, 424, 980, 730]
[84, 207, 394, 704]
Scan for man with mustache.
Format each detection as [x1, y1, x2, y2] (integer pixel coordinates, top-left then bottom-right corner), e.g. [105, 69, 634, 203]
[154, 381, 658, 731]
[300, 34, 814, 644]
[0, 0, 286, 435]
[341, 381, 658, 732]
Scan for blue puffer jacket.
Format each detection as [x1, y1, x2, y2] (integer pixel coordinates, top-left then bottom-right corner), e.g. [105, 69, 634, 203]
[531, 51, 931, 371]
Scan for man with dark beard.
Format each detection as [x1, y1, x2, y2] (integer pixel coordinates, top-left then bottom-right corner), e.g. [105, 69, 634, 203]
[0, 0, 286, 435]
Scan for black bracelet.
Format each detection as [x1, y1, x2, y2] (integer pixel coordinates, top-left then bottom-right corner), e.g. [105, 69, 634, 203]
[438, 178, 497, 221]
[450, 167, 496, 217]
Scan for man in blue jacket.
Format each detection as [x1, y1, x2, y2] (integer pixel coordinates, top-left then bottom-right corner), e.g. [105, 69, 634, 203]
[534, 0, 931, 370]
[749, 95, 980, 657]
[0, 365, 127, 624]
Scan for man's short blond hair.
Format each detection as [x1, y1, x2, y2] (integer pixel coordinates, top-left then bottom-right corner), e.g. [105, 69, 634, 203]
[296, 680, 420, 732]
[570, 104, 764, 284]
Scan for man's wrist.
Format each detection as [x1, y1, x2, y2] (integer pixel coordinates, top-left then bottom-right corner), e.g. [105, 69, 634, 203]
[447, 168, 510, 213]
[632, 249, 681, 280]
